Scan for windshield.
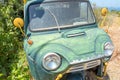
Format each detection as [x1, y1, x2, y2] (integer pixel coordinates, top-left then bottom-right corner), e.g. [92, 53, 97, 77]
[29, 1, 95, 31]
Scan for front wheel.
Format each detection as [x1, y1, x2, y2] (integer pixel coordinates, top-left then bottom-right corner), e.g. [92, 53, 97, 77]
[66, 73, 84, 80]
[97, 74, 110, 80]
[85, 71, 97, 80]
[64, 71, 98, 80]
[61, 71, 110, 80]
[85, 71, 110, 80]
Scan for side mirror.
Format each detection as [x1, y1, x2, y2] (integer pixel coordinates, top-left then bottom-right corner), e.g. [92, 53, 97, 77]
[101, 8, 108, 16]
[13, 18, 32, 44]
[13, 18, 27, 38]
[23, 0, 26, 4]
[100, 8, 109, 33]
[13, 18, 24, 28]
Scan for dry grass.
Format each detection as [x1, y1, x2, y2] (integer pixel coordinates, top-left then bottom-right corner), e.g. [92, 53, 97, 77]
[101, 13, 120, 80]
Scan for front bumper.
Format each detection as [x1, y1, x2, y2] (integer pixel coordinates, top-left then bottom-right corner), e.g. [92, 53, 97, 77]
[27, 55, 110, 80]
[66, 59, 101, 73]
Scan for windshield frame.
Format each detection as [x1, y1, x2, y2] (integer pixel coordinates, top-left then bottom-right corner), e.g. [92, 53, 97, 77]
[28, 0, 96, 32]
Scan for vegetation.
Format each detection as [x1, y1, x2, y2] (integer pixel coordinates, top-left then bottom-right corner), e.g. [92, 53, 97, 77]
[92, 3, 120, 27]
[0, 0, 30, 80]
[92, 3, 102, 23]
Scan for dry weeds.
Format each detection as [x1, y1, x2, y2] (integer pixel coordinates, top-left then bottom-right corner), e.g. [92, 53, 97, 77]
[102, 14, 120, 80]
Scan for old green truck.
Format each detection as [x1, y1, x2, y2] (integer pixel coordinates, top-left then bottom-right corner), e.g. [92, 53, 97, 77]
[13, 0, 114, 80]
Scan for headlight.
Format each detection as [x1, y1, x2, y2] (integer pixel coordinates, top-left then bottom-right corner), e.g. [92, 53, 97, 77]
[42, 52, 61, 70]
[104, 42, 114, 56]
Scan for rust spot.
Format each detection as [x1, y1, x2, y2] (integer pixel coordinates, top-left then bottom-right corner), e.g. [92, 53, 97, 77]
[27, 39, 33, 45]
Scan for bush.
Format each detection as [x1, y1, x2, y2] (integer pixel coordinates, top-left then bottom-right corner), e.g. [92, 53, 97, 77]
[0, 0, 30, 80]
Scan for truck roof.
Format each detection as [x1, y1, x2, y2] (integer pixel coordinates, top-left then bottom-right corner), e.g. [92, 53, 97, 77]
[44, 0, 88, 2]
[33, 0, 89, 3]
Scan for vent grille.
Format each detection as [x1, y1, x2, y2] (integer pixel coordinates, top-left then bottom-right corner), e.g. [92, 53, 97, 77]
[67, 60, 101, 73]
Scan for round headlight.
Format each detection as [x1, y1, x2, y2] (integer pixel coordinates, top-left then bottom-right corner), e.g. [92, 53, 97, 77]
[104, 42, 114, 56]
[42, 53, 61, 70]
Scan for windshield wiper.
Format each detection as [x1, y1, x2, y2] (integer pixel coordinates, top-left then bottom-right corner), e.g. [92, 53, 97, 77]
[45, 8, 61, 33]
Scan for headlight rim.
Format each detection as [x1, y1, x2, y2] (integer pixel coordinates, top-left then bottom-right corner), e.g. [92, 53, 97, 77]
[104, 42, 114, 57]
[42, 52, 61, 71]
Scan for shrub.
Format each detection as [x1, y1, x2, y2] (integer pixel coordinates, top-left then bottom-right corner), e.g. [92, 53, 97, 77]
[0, 0, 30, 80]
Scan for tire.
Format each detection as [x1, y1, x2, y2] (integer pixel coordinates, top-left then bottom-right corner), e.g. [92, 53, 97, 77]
[85, 71, 98, 80]
[102, 74, 110, 80]
[61, 71, 110, 80]
[66, 73, 84, 80]
[85, 71, 110, 80]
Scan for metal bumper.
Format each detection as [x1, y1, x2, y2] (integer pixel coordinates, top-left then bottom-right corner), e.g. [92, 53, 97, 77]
[66, 59, 101, 73]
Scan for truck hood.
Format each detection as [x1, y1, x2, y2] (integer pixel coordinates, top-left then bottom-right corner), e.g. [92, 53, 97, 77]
[24, 27, 109, 63]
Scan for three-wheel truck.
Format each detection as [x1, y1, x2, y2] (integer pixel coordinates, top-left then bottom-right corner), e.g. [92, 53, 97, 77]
[13, 0, 114, 80]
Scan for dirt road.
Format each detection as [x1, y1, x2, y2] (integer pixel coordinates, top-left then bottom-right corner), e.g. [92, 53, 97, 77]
[103, 15, 120, 80]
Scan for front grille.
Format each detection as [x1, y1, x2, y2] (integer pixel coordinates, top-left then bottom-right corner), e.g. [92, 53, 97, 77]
[66, 60, 101, 73]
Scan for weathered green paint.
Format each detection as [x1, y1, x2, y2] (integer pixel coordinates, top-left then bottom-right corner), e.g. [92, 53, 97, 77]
[24, 0, 113, 80]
